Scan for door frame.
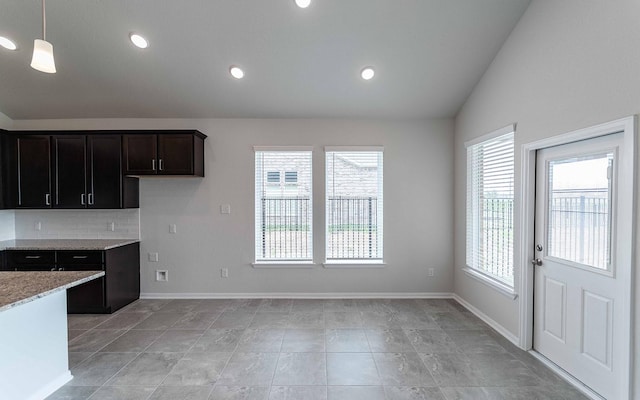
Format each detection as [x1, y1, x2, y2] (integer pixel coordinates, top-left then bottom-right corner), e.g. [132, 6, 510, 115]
[517, 116, 636, 398]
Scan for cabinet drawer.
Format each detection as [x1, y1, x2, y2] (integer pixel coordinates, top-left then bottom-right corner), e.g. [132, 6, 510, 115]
[7, 250, 56, 265]
[57, 251, 104, 265]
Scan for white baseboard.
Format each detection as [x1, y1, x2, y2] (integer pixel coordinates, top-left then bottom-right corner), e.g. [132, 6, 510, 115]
[140, 292, 454, 300]
[27, 371, 72, 400]
[452, 293, 520, 347]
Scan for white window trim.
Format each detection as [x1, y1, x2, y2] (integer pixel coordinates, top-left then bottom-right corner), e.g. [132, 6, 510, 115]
[462, 266, 517, 299]
[465, 124, 516, 288]
[324, 147, 384, 263]
[324, 146, 384, 152]
[254, 148, 313, 263]
[464, 124, 515, 148]
[253, 261, 316, 269]
[323, 259, 385, 268]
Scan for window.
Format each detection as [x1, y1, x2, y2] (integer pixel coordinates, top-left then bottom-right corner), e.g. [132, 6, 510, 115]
[284, 171, 298, 183]
[466, 127, 514, 285]
[255, 149, 312, 262]
[325, 148, 383, 262]
[267, 171, 280, 183]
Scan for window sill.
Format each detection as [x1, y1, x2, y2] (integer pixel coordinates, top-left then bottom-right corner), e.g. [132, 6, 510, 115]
[252, 262, 316, 269]
[323, 260, 386, 268]
[462, 267, 517, 299]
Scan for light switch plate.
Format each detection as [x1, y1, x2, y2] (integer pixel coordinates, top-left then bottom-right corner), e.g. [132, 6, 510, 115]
[107, 222, 115, 232]
[169, 224, 177, 234]
[220, 204, 231, 214]
[148, 252, 159, 262]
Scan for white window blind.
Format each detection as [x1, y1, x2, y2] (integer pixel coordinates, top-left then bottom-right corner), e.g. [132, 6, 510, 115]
[466, 129, 514, 285]
[326, 150, 383, 261]
[255, 150, 312, 262]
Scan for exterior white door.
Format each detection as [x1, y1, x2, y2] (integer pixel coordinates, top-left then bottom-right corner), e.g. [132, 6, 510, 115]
[533, 132, 630, 400]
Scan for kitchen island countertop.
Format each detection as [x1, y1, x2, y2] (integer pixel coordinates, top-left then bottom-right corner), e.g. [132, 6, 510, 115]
[0, 271, 105, 312]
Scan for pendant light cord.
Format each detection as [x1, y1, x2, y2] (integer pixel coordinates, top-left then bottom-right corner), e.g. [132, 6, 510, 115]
[42, 0, 47, 41]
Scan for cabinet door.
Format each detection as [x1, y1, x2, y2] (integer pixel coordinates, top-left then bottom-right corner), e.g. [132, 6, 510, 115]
[16, 135, 51, 208]
[87, 135, 123, 208]
[123, 134, 157, 175]
[158, 134, 194, 175]
[52, 135, 87, 208]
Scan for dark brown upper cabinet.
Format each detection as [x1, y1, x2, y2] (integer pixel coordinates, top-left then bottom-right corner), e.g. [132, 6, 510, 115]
[123, 131, 205, 176]
[52, 134, 139, 209]
[0, 130, 6, 209]
[9, 135, 52, 208]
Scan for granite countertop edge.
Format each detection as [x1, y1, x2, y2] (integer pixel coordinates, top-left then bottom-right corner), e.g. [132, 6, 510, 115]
[0, 239, 140, 251]
[0, 271, 105, 312]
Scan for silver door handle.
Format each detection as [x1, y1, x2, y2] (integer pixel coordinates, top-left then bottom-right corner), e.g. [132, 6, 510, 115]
[88, 193, 94, 205]
[531, 258, 543, 266]
[152, 159, 156, 171]
[159, 159, 164, 171]
[45, 193, 51, 206]
[81, 194, 86, 205]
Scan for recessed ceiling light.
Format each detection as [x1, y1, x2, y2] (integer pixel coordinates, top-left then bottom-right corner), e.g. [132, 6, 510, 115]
[129, 33, 148, 49]
[0, 36, 17, 50]
[229, 66, 245, 79]
[360, 67, 375, 80]
[294, 0, 311, 8]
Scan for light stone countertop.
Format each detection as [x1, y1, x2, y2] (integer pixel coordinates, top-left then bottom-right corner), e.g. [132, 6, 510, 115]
[0, 239, 139, 251]
[0, 271, 105, 312]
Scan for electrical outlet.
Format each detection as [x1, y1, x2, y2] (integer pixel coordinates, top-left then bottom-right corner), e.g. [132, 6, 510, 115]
[428, 268, 435, 277]
[148, 252, 159, 262]
[107, 222, 115, 232]
[220, 204, 231, 214]
[35, 221, 42, 231]
[169, 224, 177, 234]
[156, 270, 168, 282]
[221, 268, 229, 278]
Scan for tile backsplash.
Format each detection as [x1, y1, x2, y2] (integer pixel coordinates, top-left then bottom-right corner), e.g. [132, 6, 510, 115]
[14, 209, 140, 239]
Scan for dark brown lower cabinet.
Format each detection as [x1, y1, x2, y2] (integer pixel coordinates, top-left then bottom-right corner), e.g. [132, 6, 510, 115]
[2, 243, 140, 313]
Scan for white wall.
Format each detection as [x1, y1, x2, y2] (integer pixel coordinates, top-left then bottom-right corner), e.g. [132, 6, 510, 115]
[453, 0, 640, 396]
[12, 118, 454, 296]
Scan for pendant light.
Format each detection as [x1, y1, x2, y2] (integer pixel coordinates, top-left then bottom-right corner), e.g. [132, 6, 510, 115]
[31, 0, 56, 73]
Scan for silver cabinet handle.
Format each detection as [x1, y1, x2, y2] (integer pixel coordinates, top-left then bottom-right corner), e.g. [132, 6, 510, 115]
[51, 267, 56, 271]
[81, 193, 86, 205]
[159, 159, 164, 171]
[45, 193, 51, 206]
[88, 193, 94, 205]
[25, 256, 41, 259]
[58, 267, 64, 271]
[152, 159, 156, 171]
[72, 256, 88, 259]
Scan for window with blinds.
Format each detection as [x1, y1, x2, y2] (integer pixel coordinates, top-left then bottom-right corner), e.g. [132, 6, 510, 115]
[326, 148, 383, 262]
[466, 128, 514, 285]
[255, 149, 312, 262]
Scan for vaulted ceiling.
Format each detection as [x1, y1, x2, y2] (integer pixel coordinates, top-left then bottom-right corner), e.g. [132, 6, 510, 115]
[0, 0, 530, 120]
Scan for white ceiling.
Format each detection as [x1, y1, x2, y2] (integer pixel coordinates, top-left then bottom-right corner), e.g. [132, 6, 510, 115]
[0, 0, 530, 120]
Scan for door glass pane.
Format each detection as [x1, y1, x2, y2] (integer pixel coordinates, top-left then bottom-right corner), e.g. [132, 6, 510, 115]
[547, 153, 613, 270]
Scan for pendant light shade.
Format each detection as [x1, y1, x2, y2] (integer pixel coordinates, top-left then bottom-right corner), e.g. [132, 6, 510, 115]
[31, 39, 56, 73]
[31, 0, 56, 73]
